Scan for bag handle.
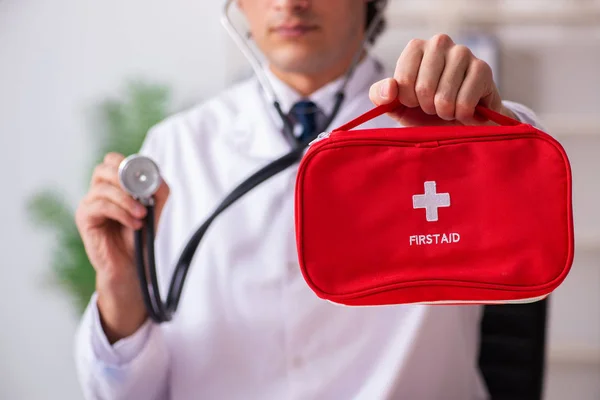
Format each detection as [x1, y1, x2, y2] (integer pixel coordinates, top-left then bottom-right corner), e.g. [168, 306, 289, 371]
[333, 98, 523, 132]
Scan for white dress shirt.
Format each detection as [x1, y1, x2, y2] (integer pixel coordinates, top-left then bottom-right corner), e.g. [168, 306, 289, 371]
[74, 54, 541, 400]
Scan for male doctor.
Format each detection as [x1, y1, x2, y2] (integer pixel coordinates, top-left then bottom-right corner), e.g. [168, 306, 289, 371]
[74, 0, 541, 399]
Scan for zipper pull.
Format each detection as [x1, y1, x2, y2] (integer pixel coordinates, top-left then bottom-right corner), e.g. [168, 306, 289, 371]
[309, 131, 331, 146]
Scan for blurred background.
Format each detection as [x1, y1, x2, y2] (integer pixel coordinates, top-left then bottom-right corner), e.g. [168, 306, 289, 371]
[1, 0, 598, 399]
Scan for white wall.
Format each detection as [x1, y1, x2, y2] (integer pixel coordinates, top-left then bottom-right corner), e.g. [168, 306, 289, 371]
[1, 0, 598, 399]
[0, 1, 228, 398]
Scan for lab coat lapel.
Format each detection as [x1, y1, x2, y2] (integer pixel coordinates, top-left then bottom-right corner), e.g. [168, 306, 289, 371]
[225, 56, 396, 161]
[227, 80, 296, 161]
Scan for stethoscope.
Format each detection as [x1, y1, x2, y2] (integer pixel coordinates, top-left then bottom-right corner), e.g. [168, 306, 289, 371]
[118, 0, 387, 323]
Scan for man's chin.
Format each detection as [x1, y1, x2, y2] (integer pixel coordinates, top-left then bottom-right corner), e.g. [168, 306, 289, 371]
[267, 49, 328, 75]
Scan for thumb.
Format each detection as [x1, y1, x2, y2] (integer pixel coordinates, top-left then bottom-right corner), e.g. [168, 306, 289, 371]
[151, 179, 170, 232]
[369, 78, 407, 122]
[369, 78, 399, 106]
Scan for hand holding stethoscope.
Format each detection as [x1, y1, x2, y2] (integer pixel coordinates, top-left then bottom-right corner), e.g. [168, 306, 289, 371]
[74, 152, 170, 335]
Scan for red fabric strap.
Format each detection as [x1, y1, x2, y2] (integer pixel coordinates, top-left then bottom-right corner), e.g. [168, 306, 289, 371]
[333, 98, 523, 132]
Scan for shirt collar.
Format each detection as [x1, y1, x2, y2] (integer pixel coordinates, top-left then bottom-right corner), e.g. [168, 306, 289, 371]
[260, 54, 383, 119]
[231, 53, 385, 160]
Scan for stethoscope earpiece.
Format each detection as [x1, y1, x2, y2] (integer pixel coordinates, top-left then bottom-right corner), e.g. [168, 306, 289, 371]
[118, 154, 162, 206]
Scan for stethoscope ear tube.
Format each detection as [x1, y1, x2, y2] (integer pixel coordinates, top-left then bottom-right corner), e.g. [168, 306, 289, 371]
[134, 203, 172, 322]
[133, 219, 156, 321]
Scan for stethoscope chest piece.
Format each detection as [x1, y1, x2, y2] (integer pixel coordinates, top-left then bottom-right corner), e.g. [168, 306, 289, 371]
[118, 154, 162, 205]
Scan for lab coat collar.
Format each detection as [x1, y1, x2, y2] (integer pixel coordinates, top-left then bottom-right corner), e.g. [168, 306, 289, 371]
[261, 54, 383, 118]
[229, 54, 385, 160]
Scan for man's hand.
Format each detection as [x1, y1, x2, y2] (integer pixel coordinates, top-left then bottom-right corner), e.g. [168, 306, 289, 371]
[75, 152, 170, 343]
[369, 33, 517, 127]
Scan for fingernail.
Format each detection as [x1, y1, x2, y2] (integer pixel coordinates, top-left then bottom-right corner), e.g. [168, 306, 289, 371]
[379, 80, 389, 99]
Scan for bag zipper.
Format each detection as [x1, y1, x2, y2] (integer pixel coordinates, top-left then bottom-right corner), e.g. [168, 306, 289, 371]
[309, 131, 331, 146]
[307, 123, 542, 149]
[307, 129, 544, 150]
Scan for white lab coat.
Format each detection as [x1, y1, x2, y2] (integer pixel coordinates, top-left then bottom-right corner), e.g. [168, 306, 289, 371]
[74, 55, 541, 400]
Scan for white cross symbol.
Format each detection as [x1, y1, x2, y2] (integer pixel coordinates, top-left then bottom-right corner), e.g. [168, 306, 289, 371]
[412, 181, 451, 222]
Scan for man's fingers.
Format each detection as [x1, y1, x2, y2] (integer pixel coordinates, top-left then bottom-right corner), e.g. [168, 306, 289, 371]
[152, 180, 170, 227]
[84, 198, 143, 231]
[455, 59, 494, 125]
[415, 34, 453, 116]
[104, 152, 125, 167]
[393, 39, 424, 108]
[377, 32, 505, 126]
[83, 154, 171, 235]
[89, 182, 147, 220]
[154, 180, 170, 209]
[434, 45, 471, 121]
[91, 162, 121, 187]
[369, 78, 399, 106]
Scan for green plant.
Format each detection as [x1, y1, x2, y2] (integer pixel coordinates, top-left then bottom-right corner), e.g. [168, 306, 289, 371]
[26, 81, 172, 315]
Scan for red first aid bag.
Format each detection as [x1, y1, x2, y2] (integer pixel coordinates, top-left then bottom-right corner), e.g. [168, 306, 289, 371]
[295, 100, 574, 306]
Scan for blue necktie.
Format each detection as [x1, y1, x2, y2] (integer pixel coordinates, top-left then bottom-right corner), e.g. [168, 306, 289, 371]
[289, 100, 319, 143]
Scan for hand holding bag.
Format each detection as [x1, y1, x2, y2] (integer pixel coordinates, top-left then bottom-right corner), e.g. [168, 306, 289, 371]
[294, 100, 574, 306]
